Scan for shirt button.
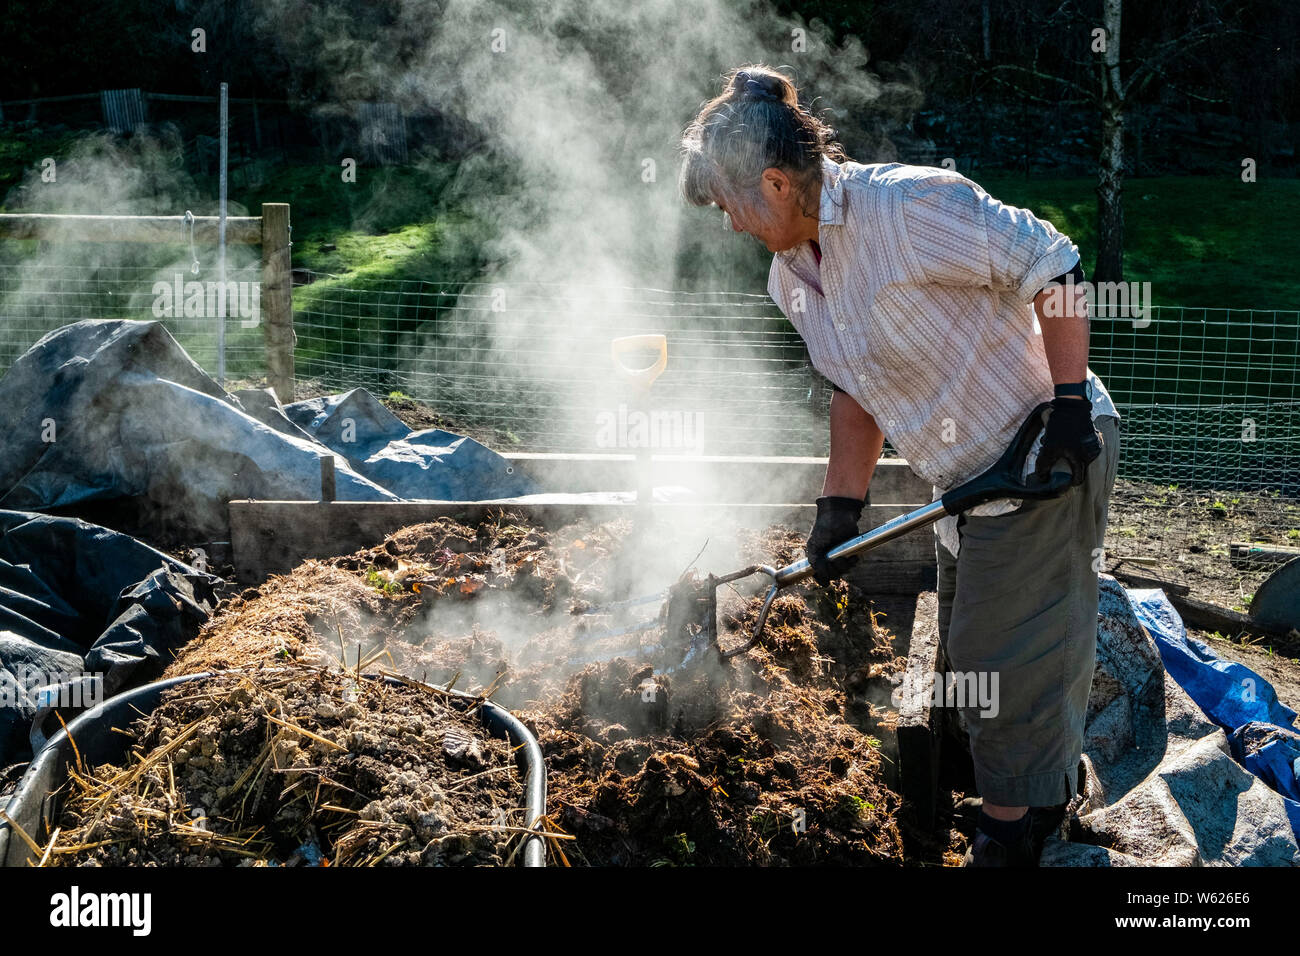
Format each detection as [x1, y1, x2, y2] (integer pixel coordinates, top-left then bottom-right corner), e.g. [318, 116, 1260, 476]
[837, 323, 846, 331]
[857, 373, 866, 383]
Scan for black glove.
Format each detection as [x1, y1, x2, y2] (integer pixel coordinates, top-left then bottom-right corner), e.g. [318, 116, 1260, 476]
[805, 496, 865, 586]
[1034, 398, 1102, 486]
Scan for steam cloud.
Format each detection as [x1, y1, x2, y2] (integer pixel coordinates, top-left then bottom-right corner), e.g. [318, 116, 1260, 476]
[244, 0, 919, 464]
[1, 0, 923, 671]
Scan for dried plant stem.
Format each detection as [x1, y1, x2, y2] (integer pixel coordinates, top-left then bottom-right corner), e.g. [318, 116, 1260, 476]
[37, 827, 61, 867]
[0, 810, 42, 858]
[263, 713, 345, 751]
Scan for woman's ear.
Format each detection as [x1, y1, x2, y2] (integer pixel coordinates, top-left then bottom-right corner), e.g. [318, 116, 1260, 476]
[761, 167, 793, 201]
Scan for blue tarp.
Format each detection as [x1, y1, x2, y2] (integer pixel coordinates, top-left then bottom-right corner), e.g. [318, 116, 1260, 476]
[1130, 587, 1300, 833]
[1228, 722, 1300, 823]
[284, 388, 529, 502]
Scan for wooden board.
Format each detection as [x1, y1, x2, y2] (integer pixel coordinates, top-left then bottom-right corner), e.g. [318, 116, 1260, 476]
[229, 496, 939, 588]
[505, 453, 932, 505]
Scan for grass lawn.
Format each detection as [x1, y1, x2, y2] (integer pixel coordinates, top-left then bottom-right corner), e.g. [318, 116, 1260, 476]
[2, 123, 1297, 311]
[235, 158, 497, 284]
[975, 171, 1299, 310]
[260, 164, 1298, 310]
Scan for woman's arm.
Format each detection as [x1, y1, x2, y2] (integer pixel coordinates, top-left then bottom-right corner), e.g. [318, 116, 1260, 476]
[1033, 279, 1090, 388]
[822, 389, 885, 499]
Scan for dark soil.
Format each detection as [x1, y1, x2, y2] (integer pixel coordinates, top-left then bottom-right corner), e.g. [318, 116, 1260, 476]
[1105, 480, 1296, 612]
[163, 513, 910, 866]
[1105, 480, 1300, 712]
[47, 666, 523, 866]
[530, 655, 900, 865]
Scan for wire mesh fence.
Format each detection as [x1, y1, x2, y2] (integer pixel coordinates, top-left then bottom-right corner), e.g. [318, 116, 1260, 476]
[0, 254, 267, 382]
[1092, 306, 1299, 491]
[1, 260, 1296, 584]
[1083, 305, 1300, 593]
[290, 273, 1300, 586]
[292, 278, 821, 455]
[3, 262, 1296, 496]
[292, 275, 1299, 476]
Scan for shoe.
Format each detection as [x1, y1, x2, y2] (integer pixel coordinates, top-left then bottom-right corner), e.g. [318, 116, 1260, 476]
[953, 797, 1067, 849]
[1030, 802, 1068, 845]
[962, 821, 1038, 867]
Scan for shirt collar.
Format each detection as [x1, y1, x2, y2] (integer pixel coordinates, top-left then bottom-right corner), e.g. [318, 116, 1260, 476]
[778, 156, 845, 262]
[818, 155, 846, 227]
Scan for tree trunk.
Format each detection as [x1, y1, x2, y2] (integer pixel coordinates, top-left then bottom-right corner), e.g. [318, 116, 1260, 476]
[1095, 0, 1125, 284]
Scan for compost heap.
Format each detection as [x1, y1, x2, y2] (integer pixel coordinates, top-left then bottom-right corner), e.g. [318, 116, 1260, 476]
[46, 666, 524, 866]
[163, 513, 907, 866]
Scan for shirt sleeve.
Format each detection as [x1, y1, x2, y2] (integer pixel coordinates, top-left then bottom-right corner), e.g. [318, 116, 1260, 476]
[898, 173, 1081, 303]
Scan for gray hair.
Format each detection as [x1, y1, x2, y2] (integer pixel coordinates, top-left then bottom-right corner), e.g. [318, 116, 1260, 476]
[679, 65, 845, 227]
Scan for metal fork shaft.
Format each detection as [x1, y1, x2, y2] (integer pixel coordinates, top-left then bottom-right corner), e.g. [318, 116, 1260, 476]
[716, 499, 950, 659]
[772, 499, 949, 587]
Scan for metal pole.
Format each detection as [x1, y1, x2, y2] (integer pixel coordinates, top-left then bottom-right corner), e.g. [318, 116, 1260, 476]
[218, 82, 229, 386]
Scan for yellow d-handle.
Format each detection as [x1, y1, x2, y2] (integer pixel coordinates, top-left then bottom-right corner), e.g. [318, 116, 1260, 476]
[610, 334, 668, 389]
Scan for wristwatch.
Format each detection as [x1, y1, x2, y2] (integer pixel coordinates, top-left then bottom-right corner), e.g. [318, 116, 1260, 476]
[1054, 380, 1093, 401]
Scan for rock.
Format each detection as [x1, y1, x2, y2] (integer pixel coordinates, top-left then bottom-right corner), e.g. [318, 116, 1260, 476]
[442, 727, 485, 767]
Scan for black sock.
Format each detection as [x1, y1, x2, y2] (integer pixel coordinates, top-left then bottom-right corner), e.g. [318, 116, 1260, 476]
[977, 809, 1029, 845]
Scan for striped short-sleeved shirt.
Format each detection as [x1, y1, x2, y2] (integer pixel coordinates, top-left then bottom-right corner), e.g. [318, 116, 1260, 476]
[766, 158, 1118, 556]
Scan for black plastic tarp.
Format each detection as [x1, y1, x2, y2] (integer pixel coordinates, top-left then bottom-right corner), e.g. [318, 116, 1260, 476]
[0, 510, 218, 769]
[0, 319, 537, 543]
[0, 319, 539, 771]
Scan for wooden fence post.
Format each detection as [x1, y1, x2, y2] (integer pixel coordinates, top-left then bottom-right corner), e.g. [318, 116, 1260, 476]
[261, 202, 294, 403]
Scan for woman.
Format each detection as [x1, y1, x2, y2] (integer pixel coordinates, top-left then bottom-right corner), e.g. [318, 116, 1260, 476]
[679, 65, 1121, 866]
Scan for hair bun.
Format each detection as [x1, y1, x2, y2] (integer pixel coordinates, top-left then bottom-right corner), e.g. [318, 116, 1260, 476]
[732, 69, 778, 103]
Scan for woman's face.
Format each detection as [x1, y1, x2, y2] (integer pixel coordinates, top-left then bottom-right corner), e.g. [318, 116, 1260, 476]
[717, 167, 818, 253]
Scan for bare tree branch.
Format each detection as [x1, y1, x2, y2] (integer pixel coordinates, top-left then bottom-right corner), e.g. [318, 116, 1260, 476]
[1161, 81, 1234, 106]
[987, 71, 1091, 107]
[1121, 22, 1231, 100]
[985, 63, 1092, 98]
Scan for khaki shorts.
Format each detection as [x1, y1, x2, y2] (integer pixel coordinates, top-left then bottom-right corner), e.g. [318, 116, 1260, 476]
[936, 414, 1121, 807]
